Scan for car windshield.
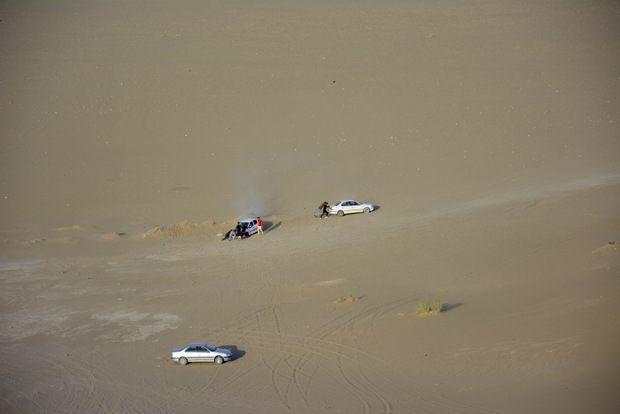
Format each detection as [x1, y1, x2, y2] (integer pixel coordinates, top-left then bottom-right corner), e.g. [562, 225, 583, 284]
[205, 344, 216, 352]
[241, 221, 254, 229]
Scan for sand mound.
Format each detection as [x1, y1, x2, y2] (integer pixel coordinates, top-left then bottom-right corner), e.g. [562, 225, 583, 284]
[54, 225, 89, 232]
[592, 244, 618, 254]
[143, 220, 217, 240]
[97, 232, 127, 241]
[144, 216, 281, 240]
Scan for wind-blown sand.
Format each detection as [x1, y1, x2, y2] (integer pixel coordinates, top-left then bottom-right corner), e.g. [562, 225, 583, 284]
[0, 1, 618, 413]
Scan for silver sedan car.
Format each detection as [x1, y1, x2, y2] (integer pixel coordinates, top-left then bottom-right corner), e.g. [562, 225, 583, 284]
[329, 200, 374, 216]
[171, 343, 233, 365]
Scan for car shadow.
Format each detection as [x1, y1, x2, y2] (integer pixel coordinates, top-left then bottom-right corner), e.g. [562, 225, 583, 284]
[264, 220, 281, 232]
[219, 345, 245, 361]
[371, 205, 381, 212]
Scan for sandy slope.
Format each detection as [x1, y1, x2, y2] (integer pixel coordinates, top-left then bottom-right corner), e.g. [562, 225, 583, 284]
[0, 1, 619, 413]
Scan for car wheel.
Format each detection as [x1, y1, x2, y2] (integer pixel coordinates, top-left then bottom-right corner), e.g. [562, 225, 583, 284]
[337, 210, 344, 217]
[179, 357, 188, 366]
[363, 207, 370, 213]
[214, 356, 224, 365]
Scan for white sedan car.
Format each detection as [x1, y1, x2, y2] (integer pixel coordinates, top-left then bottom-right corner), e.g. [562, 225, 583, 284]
[171, 343, 233, 365]
[329, 200, 374, 216]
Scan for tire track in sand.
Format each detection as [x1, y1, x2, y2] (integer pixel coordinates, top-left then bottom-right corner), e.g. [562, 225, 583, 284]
[214, 296, 497, 414]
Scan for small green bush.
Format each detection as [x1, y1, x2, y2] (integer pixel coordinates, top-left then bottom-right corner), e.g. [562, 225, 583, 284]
[336, 294, 358, 304]
[417, 300, 431, 314]
[417, 299, 443, 315]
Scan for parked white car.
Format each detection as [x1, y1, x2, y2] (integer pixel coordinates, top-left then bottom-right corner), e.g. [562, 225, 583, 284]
[223, 218, 259, 240]
[171, 343, 233, 365]
[238, 218, 259, 237]
[329, 200, 374, 216]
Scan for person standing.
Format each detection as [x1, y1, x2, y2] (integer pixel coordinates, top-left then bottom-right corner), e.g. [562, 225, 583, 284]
[235, 222, 242, 239]
[257, 217, 263, 234]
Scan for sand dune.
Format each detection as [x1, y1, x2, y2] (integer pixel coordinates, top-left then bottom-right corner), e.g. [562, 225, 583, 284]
[0, 1, 618, 413]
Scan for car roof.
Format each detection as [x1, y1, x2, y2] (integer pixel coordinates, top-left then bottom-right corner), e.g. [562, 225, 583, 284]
[185, 342, 209, 347]
[335, 200, 356, 203]
[239, 218, 257, 223]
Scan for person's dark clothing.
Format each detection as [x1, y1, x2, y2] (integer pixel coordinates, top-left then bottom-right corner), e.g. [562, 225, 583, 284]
[320, 202, 330, 218]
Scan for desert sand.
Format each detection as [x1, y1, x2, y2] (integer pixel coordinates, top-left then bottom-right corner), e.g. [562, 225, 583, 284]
[0, 1, 619, 413]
